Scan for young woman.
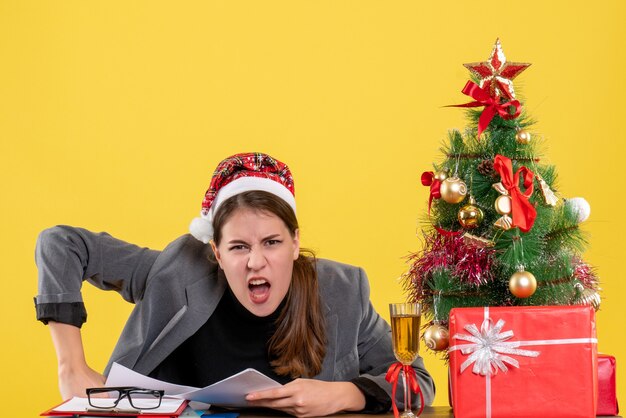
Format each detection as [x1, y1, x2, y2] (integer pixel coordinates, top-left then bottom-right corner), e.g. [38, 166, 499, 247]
[35, 152, 435, 417]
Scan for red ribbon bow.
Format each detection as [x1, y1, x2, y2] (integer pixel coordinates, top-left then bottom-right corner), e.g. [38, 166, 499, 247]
[449, 81, 522, 137]
[493, 154, 537, 233]
[385, 362, 424, 418]
[421, 171, 463, 237]
[421, 171, 442, 215]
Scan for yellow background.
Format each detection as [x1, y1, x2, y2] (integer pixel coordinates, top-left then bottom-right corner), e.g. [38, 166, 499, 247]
[1, 1, 624, 416]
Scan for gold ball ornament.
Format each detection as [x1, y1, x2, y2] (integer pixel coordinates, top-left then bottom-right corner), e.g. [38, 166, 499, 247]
[423, 323, 450, 351]
[579, 288, 601, 311]
[440, 177, 467, 204]
[458, 200, 484, 229]
[515, 130, 532, 144]
[574, 283, 601, 311]
[434, 171, 449, 182]
[509, 270, 537, 298]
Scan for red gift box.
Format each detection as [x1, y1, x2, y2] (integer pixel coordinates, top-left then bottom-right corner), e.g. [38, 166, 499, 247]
[598, 354, 619, 416]
[448, 305, 598, 418]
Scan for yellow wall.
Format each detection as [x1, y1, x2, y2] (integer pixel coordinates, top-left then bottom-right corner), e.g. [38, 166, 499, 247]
[1, 1, 624, 416]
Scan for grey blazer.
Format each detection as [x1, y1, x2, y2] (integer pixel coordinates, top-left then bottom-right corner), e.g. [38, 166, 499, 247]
[35, 226, 435, 408]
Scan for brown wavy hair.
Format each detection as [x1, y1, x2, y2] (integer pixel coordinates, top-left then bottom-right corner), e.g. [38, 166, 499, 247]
[211, 190, 327, 378]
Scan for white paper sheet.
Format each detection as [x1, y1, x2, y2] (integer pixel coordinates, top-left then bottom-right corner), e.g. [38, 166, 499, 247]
[106, 363, 199, 395]
[177, 368, 282, 407]
[106, 362, 282, 408]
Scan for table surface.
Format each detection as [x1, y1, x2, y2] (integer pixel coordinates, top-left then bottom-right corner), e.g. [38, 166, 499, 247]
[227, 406, 452, 417]
[216, 406, 622, 418]
[46, 405, 622, 417]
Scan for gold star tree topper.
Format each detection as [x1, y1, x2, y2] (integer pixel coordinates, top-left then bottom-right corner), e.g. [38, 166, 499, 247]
[463, 38, 531, 100]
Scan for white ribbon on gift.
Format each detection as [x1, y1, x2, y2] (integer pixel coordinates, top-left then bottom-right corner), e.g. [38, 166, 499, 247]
[448, 307, 598, 418]
[452, 316, 540, 376]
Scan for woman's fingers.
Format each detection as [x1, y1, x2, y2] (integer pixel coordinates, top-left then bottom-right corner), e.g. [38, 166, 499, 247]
[246, 385, 294, 402]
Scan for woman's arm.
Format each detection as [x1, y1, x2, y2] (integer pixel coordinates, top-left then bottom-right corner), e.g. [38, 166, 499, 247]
[49, 321, 106, 400]
[35, 226, 160, 397]
[35, 226, 160, 314]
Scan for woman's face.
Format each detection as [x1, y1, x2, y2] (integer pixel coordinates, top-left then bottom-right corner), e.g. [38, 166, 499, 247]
[211, 208, 300, 317]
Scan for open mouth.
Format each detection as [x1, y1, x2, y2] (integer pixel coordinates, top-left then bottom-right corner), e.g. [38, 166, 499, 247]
[248, 278, 271, 303]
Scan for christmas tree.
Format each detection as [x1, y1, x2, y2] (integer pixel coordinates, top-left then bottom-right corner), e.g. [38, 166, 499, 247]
[404, 39, 600, 354]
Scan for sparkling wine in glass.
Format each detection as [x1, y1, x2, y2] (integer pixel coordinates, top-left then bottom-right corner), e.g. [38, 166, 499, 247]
[390, 303, 422, 418]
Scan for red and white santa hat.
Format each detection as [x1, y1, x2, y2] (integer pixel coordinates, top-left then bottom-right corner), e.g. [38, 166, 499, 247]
[189, 152, 296, 243]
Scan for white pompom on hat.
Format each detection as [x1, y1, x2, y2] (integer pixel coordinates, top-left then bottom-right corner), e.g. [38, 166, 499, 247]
[189, 152, 296, 244]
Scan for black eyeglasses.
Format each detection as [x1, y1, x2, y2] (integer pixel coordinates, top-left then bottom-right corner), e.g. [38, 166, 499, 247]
[86, 387, 165, 410]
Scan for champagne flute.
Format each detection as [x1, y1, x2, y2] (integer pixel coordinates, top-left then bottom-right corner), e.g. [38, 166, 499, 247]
[389, 302, 422, 418]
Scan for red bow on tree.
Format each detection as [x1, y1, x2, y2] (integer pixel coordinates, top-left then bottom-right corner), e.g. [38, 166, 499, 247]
[421, 171, 442, 215]
[421, 171, 463, 237]
[385, 362, 424, 418]
[448, 81, 522, 137]
[493, 154, 537, 232]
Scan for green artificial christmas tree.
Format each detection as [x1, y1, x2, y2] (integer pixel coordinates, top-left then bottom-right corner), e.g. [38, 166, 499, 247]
[403, 39, 599, 354]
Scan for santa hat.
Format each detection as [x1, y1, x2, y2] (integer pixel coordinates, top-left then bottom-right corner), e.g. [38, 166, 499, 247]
[189, 152, 296, 243]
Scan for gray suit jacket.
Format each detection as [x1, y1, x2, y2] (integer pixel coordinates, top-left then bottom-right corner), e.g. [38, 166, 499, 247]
[35, 226, 435, 408]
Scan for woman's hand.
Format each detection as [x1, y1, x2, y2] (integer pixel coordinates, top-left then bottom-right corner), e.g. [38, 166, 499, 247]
[245, 379, 366, 417]
[58, 362, 106, 400]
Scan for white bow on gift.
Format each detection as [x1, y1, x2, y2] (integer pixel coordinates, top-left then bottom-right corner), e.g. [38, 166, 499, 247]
[453, 318, 540, 376]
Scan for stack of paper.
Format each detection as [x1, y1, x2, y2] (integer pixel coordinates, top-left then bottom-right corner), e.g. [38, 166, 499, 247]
[106, 363, 282, 407]
[42, 363, 283, 416]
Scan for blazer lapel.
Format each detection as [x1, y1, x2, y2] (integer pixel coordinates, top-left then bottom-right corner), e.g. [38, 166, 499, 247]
[134, 269, 227, 375]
